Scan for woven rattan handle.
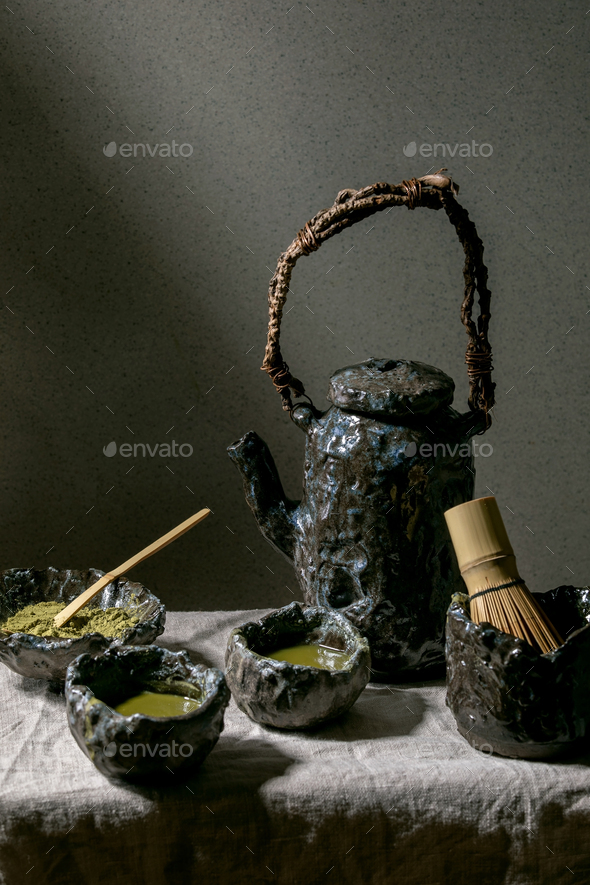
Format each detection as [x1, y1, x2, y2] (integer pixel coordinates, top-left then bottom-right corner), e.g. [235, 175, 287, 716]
[261, 170, 495, 428]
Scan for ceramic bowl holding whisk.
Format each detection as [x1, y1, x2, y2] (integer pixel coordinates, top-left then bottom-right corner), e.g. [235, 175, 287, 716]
[445, 585, 590, 759]
[0, 567, 165, 683]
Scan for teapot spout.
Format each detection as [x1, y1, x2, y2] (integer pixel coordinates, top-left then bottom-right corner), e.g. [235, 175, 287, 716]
[227, 431, 297, 561]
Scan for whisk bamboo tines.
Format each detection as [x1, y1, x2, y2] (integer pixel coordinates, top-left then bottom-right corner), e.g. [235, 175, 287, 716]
[444, 497, 563, 654]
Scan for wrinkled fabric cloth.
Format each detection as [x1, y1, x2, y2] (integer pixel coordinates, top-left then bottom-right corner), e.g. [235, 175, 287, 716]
[0, 610, 589, 885]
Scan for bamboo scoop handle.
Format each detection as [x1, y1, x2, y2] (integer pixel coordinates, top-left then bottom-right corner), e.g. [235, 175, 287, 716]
[53, 508, 211, 629]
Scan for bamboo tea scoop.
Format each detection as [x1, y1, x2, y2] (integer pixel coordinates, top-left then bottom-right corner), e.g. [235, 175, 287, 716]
[53, 508, 211, 629]
[444, 496, 563, 653]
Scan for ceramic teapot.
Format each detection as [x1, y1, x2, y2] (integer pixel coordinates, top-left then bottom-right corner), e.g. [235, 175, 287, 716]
[229, 173, 496, 680]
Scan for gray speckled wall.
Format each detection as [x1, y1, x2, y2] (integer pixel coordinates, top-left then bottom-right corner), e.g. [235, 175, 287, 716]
[1, 0, 588, 610]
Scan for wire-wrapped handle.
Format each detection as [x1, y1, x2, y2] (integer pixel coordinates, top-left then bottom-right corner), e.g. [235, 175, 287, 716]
[261, 169, 495, 428]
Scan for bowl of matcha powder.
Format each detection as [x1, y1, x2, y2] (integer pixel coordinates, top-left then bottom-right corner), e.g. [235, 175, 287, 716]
[0, 567, 165, 682]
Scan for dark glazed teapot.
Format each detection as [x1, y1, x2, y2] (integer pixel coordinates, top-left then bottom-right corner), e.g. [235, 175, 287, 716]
[229, 173, 496, 680]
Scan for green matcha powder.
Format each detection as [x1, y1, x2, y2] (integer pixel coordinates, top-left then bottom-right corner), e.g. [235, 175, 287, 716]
[0, 601, 138, 639]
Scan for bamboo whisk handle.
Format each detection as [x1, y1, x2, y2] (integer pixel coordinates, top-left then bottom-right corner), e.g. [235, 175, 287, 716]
[444, 497, 563, 654]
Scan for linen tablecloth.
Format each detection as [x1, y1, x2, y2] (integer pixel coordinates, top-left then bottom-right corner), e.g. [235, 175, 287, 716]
[1, 610, 589, 885]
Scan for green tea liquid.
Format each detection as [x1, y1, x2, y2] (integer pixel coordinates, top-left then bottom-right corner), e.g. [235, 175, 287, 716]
[266, 643, 351, 670]
[115, 690, 202, 718]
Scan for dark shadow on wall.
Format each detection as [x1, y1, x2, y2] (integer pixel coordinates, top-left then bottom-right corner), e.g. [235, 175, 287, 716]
[0, 43, 299, 612]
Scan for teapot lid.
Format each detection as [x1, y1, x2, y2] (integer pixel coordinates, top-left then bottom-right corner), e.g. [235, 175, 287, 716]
[326, 358, 455, 417]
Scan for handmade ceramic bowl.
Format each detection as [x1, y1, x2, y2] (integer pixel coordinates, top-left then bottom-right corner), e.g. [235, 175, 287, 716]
[0, 567, 165, 682]
[225, 601, 371, 729]
[446, 585, 590, 759]
[66, 645, 230, 780]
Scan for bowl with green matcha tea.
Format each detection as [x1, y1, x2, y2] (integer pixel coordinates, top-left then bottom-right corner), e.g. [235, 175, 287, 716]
[225, 601, 371, 729]
[0, 567, 165, 682]
[66, 645, 230, 780]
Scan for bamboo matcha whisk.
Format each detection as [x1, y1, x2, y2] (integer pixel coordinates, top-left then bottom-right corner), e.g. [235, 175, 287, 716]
[444, 496, 563, 653]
